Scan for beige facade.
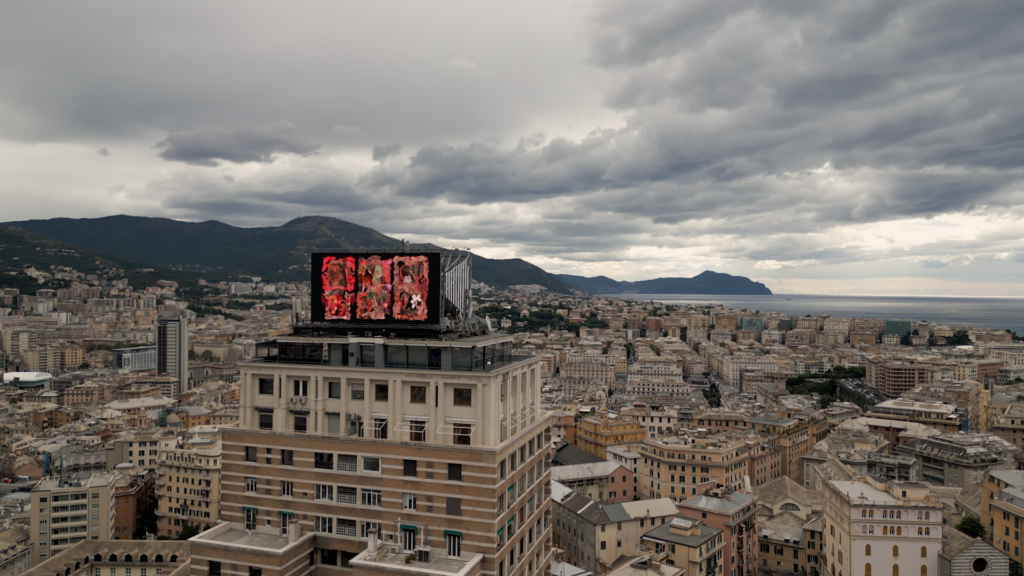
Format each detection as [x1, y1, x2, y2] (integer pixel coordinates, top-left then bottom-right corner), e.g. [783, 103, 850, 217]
[638, 432, 750, 499]
[157, 432, 223, 538]
[576, 413, 646, 460]
[30, 473, 116, 565]
[192, 333, 552, 576]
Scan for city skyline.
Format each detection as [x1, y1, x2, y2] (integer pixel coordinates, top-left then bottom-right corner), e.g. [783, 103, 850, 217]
[3, 2, 1024, 296]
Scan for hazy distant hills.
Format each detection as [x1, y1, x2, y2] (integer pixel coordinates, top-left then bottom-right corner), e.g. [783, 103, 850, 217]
[555, 271, 773, 295]
[5, 215, 577, 293]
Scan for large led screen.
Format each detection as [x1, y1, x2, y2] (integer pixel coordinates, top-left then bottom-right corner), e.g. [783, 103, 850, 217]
[312, 252, 441, 325]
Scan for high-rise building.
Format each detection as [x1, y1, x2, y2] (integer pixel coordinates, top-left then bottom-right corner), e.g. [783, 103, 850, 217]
[188, 331, 552, 576]
[156, 309, 188, 392]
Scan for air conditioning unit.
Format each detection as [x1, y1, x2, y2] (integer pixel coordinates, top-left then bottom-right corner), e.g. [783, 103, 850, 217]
[346, 413, 362, 421]
[299, 398, 307, 404]
[289, 397, 298, 403]
[415, 547, 432, 563]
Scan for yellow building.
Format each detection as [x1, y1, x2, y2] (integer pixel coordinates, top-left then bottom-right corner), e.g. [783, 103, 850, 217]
[156, 431, 222, 538]
[642, 516, 725, 576]
[576, 412, 646, 459]
[981, 469, 1024, 568]
[637, 432, 749, 499]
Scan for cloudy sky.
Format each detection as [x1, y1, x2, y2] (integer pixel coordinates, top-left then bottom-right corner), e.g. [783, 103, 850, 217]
[3, 1, 1024, 296]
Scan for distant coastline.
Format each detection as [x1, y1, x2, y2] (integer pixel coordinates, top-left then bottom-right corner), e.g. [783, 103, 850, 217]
[602, 293, 1024, 334]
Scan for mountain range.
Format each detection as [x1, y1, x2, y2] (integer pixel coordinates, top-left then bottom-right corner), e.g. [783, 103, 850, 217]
[555, 271, 773, 295]
[1, 215, 773, 296]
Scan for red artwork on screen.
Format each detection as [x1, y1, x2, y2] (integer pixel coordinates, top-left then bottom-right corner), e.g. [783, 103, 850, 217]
[357, 256, 392, 320]
[321, 256, 355, 320]
[392, 255, 430, 321]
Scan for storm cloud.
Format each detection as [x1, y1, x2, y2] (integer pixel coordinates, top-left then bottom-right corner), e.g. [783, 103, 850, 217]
[2, 1, 1024, 294]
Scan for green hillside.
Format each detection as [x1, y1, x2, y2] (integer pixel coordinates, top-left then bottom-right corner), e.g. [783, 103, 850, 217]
[0, 225, 203, 292]
[6, 215, 576, 293]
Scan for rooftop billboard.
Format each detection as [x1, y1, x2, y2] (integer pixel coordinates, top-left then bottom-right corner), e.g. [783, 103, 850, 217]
[311, 252, 442, 325]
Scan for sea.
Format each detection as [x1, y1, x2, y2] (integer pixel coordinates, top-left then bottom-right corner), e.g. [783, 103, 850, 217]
[602, 293, 1024, 335]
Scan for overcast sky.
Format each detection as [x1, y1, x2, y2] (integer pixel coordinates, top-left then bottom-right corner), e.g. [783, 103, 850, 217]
[3, 1, 1024, 296]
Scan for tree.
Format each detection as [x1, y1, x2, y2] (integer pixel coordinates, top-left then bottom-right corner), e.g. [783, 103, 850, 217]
[176, 523, 201, 540]
[819, 394, 833, 408]
[955, 514, 986, 539]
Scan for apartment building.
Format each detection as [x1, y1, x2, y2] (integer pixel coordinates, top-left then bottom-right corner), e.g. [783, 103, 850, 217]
[637, 432, 750, 499]
[576, 413, 646, 459]
[902, 380, 989, 432]
[188, 331, 552, 576]
[641, 517, 725, 576]
[820, 478, 943, 576]
[981, 469, 1024, 568]
[991, 403, 1024, 447]
[29, 473, 116, 565]
[867, 399, 965, 434]
[678, 488, 758, 576]
[894, 434, 1016, 488]
[748, 415, 813, 483]
[551, 462, 634, 504]
[552, 482, 678, 573]
[156, 433, 223, 538]
[866, 360, 936, 399]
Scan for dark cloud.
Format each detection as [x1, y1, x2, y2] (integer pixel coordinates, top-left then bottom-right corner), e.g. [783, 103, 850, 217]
[96, 147, 110, 156]
[372, 143, 402, 162]
[155, 120, 320, 167]
[5, 1, 1024, 285]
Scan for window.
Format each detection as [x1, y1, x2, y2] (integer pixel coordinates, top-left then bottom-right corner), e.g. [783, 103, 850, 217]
[337, 519, 357, 536]
[363, 457, 381, 473]
[315, 484, 334, 501]
[244, 508, 257, 531]
[455, 388, 472, 406]
[404, 493, 417, 509]
[329, 381, 341, 398]
[448, 463, 462, 481]
[258, 412, 273, 430]
[376, 384, 389, 401]
[314, 452, 334, 469]
[865, 564, 872, 576]
[866, 545, 871, 556]
[338, 487, 357, 504]
[373, 418, 388, 439]
[281, 481, 293, 496]
[249, 569, 261, 576]
[362, 522, 381, 539]
[447, 497, 462, 516]
[893, 545, 899, 557]
[338, 454, 358, 471]
[351, 384, 365, 400]
[293, 380, 308, 396]
[294, 414, 308, 433]
[281, 450, 293, 466]
[321, 549, 338, 566]
[314, 516, 333, 533]
[210, 562, 221, 576]
[921, 546, 927, 558]
[601, 541, 607, 550]
[245, 477, 257, 492]
[245, 447, 257, 462]
[447, 533, 462, 557]
[404, 460, 417, 476]
[454, 423, 472, 445]
[362, 489, 382, 506]
[411, 386, 427, 403]
[410, 420, 426, 442]
[258, 378, 274, 394]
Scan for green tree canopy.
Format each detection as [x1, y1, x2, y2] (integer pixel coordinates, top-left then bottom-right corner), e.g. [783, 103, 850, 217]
[954, 514, 986, 539]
